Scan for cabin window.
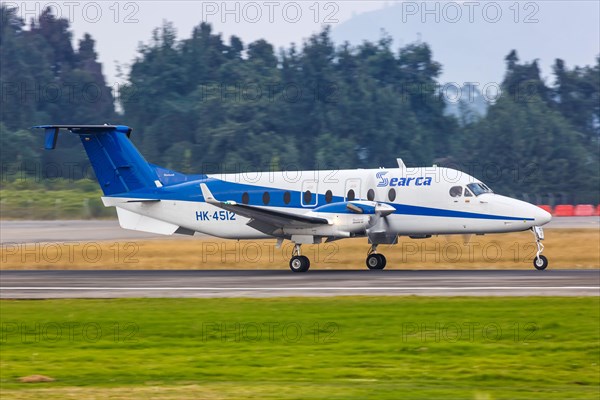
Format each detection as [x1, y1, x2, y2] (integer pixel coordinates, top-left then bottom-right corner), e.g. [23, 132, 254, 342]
[347, 189, 356, 201]
[449, 186, 463, 197]
[283, 191, 291, 205]
[303, 190, 312, 204]
[367, 189, 375, 201]
[325, 190, 333, 203]
[242, 192, 250, 204]
[262, 192, 270, 205]
[388, 188, 396, 202]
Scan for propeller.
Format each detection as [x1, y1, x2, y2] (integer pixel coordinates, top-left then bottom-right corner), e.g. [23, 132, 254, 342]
[363, 202, 395, 232]
[345, 201, 395, 235]
[375, 203, 395, 217]
[346, 203, 364, 214]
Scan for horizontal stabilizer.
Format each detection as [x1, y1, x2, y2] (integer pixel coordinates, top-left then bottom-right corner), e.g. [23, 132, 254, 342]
[102, 197, 160, 206]
[33, 124, 132, 134]
[116, 207, 180, 235]
[34, 125, 133, 150]
[126, 199, 161, 203]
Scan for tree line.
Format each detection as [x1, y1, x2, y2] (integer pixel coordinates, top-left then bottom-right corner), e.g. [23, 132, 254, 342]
[1, 6, 598, 203]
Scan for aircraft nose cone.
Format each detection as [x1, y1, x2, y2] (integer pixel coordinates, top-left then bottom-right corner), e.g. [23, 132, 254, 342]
[533, 206, 552, 226]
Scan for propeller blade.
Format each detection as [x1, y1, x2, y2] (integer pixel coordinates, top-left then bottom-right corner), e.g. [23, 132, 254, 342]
[375, 203, 395, 217]
[346, 203, 364, 214]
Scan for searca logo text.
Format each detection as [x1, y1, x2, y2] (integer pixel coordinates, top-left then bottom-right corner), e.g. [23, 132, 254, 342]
[376, 171, 433, 187]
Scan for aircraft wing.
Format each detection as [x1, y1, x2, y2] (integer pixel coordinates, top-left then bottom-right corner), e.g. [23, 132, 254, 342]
[199, 184, 329, 233]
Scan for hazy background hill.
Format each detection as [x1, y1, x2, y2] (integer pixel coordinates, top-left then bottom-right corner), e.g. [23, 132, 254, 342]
[331, 1, 599, 85]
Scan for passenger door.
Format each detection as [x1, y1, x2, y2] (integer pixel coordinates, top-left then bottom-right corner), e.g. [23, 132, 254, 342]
[345, 179, 361, 201]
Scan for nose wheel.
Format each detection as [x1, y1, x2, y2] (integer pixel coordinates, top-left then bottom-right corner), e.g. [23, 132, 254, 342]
[533, 255, 548, 270]
[366, 245, 387, 270]
[532, 227, 549, 270]
[289, 244, 310, 272]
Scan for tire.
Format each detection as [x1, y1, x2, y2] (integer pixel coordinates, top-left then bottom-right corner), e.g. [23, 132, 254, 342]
[378, 254, 387, 269]
[366, 254, 386, 270]
[290, 255, 310, 272]
[533, 255, 548, 270]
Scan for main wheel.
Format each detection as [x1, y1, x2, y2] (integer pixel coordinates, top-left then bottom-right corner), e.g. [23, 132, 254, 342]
[533, 255, 548, 270]
[290, 255, 310, 272]
[379, 254, 387, 269]
[366, 254, 386, 270]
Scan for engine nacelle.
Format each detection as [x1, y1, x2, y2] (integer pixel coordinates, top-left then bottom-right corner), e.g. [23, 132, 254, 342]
[282, 201, 395, 238]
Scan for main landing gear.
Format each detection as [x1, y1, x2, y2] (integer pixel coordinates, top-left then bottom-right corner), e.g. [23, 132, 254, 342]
[289, 244, 310, 273]
[532, 226, 549, 270]
[288, 243, 388, 272]
[366, 244, 387, 270]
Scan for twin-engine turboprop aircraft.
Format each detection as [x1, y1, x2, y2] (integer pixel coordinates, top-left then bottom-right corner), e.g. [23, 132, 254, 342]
[34, 125, 552, 272]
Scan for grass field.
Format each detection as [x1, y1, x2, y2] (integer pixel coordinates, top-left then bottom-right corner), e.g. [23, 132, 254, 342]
[0, 183, 115, 220]
[2, 229, 598, 270]
[1, 297, 599, 399]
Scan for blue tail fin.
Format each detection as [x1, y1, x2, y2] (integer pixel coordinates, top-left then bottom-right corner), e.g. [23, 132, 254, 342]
[34, 125, 160, 195]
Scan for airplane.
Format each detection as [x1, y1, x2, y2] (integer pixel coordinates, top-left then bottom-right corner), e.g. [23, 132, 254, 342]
[34, 124, 552, 272]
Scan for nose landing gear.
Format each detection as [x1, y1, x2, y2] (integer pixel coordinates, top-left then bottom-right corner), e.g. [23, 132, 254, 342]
[532, 227, 548, 270]
[366, 245, 387, 270]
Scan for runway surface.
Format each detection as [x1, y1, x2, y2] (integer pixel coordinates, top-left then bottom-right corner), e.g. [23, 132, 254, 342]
[1, 269, 598, 298]
[1, 217, 598, 244]
[0, 220, 166, 244]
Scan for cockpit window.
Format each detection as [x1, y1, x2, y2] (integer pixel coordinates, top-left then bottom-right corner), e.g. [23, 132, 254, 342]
[464, 188, 473, 197]
[449, 186, 463, 197]
[467, 183, 493, 196]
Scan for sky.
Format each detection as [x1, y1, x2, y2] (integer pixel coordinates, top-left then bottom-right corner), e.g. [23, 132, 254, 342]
[9, 1, 600, 89]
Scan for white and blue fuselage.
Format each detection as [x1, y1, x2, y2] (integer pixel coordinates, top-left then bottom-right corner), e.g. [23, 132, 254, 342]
[34, 125, 552, 271]
[104, 164, 550, 239]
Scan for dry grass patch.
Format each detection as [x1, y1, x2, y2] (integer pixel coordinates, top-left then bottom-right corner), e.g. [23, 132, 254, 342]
[17, 375, 55, 383]
[1, 229, 598, 270]
[0, 385, 225, 400]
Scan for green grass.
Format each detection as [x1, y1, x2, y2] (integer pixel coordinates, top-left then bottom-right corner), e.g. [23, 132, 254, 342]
[1, 297, 599, 399]
[0, 180, 115, 219]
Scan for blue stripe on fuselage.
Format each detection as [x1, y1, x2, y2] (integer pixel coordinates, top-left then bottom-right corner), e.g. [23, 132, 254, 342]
[108, 178, 534, 221]
[390, 204, 533, 221]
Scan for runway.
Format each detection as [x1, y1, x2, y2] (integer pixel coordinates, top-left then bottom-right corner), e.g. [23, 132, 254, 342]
[1, 270, 598, 298]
